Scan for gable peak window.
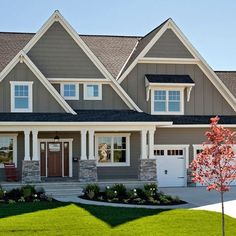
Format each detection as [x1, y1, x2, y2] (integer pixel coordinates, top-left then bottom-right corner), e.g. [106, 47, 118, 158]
[10, 81, 33, 112]
[84, 83, 102, 100]
[61, 83, 79, 100]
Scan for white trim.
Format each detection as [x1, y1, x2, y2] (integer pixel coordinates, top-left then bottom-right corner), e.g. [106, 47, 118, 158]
[60, 83, 79, 100]
[24, 130, 31, 161]
[117, 19, 236, 113]
[151, 87, 184, 115]
[0, 133, 18, 168]
[138, 57, 200, 64]
[83, 83, 102, 100]
[38, 138, 73, 177]
[20, 10, 141, 112]
[10, 81, 33, 112]
[95, 133, 130, 167]
[32, 130, 39, 161]
[48, 78, 109, 84]
[80, 129, 87, 160]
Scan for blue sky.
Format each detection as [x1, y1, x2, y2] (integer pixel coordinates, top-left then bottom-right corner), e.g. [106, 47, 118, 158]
[0, 0, 236, 70]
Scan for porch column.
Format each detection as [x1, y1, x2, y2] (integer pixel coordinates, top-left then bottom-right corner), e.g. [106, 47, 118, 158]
[140, 129, 148, 159]
[88, 129, 95, 160]
[80, 129, 87, 160]
[139, 129, 157, 181]
[148, 129, 155, 159]
[22, 129, 41, 183]
[24, 130, 31, 160]
[32, 130, 39, 161]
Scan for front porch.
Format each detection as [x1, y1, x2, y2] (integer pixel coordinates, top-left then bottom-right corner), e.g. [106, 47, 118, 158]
[0, 122, 163, 184]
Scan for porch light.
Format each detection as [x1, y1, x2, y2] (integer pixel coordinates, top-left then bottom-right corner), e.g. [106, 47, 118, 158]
[54, 132, 60, 142]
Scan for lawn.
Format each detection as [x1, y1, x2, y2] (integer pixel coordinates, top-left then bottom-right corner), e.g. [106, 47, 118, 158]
[0, 201, 235, 236]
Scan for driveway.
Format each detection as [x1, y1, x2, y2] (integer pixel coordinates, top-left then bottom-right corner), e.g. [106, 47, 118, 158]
[160, 186, 236, 218]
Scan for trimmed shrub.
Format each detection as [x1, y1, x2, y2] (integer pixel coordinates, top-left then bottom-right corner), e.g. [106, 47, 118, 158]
[21, 185, 36, 199]
[84, 184, 100, 199]
[111, 184, 127, 199]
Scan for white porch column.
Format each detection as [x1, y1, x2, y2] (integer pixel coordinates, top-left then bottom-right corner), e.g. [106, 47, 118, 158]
[140, 129, 148, 159]
[24, 130, 31, 161]
[32, 130, 39, 161]
[80, 129, 87, 160]
[148, 129, 155, 159]
[88, 129, 95, 160]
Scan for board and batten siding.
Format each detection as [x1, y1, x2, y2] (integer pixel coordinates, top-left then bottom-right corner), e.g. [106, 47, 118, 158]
[145, 29, 193, 58]
[97, 132, 140, 180]
[0, 63, 65, 113]
[121, 64, 235, 115]
[52, 84, 129, 110]
[27, 22, 104, 78]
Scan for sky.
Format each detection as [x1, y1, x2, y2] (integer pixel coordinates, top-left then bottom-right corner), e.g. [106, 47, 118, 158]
[0, 0, 236, 70]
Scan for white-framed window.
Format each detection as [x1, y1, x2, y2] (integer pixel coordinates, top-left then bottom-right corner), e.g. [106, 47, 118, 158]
[151, 88, 184, 115]
[10, 81, 33, 112]
[84, 83, 102, 100]
[0, 134, 18, 168]
[95, 133, 130, 166]
[60, 83, 79, 100]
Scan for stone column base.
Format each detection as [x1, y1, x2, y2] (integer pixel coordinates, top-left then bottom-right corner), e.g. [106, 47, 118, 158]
[139, 159, 157, 181]
[78, 160, 97, 182]
[22, 160, 41, 183]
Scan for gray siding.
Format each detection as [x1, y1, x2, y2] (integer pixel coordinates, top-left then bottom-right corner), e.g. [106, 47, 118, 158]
[121, 64, 235, 115]
[145, 29, 193, 58]
[52, 84, 128, 110]
[97, 132, 140, 180]
[28, 22, 104, 78]
[0, 63, 65, 112]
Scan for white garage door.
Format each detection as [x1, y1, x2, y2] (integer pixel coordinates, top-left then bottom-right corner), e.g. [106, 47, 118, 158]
[154, 146, 188, 187]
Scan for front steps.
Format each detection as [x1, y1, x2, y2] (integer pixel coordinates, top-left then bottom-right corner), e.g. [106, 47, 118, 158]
[1, 182, 83, 197]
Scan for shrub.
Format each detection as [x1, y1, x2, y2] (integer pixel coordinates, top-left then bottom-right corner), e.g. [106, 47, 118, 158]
[0, 188, 5, 200]
[18, 197, 25, 203]
[105, 188, 116, 200]
[144, 183, 158, 197]
[111, 184, 127, 199]
[84, 184, 100, 199]
[8, 199, 16, 204]
[159, 195, 171, 204]
[21, 185, 36, 199]
[6, 188, 21, 201]
[136, 188, 147, 199]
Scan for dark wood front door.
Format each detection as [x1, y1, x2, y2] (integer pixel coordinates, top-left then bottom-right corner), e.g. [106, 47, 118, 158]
[47, 142, 62, 177]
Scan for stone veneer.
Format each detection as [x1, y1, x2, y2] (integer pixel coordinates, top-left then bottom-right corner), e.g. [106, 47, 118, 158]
[78, 160, 97, 182]
[139, 159, 157, 181]
[22, 160, 41, 183]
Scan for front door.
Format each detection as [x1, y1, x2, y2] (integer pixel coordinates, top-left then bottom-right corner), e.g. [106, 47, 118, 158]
[47, 142, 62, 177]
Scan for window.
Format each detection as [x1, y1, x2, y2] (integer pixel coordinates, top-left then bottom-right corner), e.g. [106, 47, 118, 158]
[152, 89, 183, 114]
[167, 149, 183, 156]
[95, 134, 130, 166]
[84, 83, 102, 100]
[10, 82, 33, 112]
[61, 83, 79, 100]
[154, 149, 164, 156]
[0, 134, 17, 168]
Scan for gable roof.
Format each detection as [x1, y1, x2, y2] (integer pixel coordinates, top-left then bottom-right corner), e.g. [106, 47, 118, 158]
[1, 14, 236, 113]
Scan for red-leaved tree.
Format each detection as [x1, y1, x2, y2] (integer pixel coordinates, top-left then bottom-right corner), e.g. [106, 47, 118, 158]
[190, 116, 236, 236]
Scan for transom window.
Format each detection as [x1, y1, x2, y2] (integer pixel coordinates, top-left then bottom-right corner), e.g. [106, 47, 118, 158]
[95, 134, 130, 166]
[84, 84, 102, 100]
[10, 82, 33, 112]
[61, 83, 79, 100]
[0, 135, 17, 168]
[152, 89, 183, 114]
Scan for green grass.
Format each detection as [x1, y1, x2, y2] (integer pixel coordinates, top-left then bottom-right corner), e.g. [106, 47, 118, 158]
[0, 201, 235, 235]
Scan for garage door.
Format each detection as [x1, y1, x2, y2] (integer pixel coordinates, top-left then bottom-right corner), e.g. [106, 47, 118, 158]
[154, 146, 187, 187]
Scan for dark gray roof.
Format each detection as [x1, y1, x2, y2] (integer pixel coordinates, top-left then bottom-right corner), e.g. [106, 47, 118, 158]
[145, 74, 195, 84]
[0, 110, 235, 124]
[215, 71, 236, 99]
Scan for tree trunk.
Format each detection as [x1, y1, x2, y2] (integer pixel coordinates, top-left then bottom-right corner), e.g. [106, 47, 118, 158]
[220, 192, 225, 236]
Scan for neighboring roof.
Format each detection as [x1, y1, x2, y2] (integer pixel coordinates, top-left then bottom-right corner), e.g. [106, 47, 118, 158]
[216, 71, 236, 99]
[145, 74, 195, 84]
[0, 110, 235, 124]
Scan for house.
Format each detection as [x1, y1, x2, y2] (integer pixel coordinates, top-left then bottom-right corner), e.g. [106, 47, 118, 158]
[0, 10, 236, 187]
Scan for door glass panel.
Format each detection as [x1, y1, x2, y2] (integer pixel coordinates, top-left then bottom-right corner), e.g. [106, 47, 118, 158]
[40, 143, 45, 151]
[49, 143, 61, 152]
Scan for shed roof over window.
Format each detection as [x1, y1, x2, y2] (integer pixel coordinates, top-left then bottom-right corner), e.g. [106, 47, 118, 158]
[145, 74, 195, 84]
